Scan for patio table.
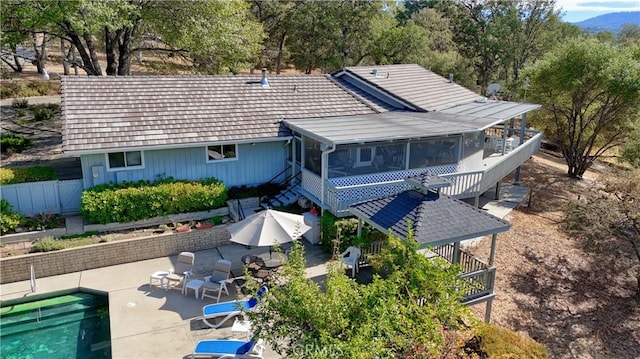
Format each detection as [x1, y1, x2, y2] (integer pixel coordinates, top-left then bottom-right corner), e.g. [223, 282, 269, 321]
[257, 252, 288, 268]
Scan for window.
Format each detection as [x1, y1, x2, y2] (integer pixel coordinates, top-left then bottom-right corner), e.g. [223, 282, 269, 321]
[356, 147, 374, 167]
[106, 151, 143, 170]
[207, 144, 237, 162]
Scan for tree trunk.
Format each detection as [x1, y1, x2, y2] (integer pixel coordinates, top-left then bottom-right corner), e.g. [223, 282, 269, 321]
[83, 32, 103, 76]
[32, 32, 47, 74]
[66, 30, 101, 76]
[105, 27, 118, 76]
[276, 32, 286, 75]
[60, 38, 70, 75]
[117, 26, 136, 76]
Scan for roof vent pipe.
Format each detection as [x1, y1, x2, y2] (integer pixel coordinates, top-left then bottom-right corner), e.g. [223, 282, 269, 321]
[371, 68, 378, 77]
[449, 73, 454, 83]
[261, 67, 270, 88]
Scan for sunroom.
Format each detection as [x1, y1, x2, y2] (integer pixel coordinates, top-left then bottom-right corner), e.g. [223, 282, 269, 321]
[284, 100, 542, 216]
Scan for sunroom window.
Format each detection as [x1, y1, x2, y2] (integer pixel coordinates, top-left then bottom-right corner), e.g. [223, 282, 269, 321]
[207, 144, 237, 162]
[107, 151, 143, 170]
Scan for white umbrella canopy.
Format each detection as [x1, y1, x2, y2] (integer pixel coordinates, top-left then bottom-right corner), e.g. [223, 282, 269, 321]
[227, 209, 311, 247]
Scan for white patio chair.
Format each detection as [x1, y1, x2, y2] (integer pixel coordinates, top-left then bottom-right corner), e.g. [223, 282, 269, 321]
[340, 246, 361, 278]
[201, 259, 232, 302]
[164, 252, 195, 291]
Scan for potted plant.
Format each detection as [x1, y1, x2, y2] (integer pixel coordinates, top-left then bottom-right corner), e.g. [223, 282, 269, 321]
[175, 222, 191, 233]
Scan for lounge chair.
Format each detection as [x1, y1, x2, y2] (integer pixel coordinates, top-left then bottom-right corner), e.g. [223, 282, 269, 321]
[164, 252, 195, 291]
[202, 286, 268, 329]
[340, 246, 361, 278]
[201, 259, 232, 302]
[191, 338, 265, 358]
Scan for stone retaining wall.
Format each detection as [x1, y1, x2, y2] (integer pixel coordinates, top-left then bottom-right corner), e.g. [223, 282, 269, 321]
[0, 226, 231, 284]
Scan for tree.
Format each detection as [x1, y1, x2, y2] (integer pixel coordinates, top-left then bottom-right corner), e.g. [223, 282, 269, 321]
[564, 168, 640, 297]
[247, 234, 475, 358]
[145, 0, 264, 74]
[525, 38, 640, 178]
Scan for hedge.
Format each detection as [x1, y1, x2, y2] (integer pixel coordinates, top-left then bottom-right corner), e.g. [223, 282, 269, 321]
[80, 178, 227, 224]
[0, 166, 58, 185]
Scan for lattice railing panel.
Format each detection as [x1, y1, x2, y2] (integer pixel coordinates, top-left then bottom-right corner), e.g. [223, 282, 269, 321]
[328, 164, 458, 188]
[301, 170, 323, 202]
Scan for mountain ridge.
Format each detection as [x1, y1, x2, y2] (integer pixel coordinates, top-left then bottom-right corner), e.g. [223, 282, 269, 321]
[573, 11, 640, 33]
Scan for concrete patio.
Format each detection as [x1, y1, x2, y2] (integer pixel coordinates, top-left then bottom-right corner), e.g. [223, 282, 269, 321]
[0, 242, 330, 359]
[0, 184, 526, 359]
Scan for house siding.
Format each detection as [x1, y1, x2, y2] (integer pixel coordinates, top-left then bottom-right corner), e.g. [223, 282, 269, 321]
[80, 141, 288, 188]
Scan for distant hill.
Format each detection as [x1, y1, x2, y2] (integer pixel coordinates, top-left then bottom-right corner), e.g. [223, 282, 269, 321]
[573, 12, 640, 33]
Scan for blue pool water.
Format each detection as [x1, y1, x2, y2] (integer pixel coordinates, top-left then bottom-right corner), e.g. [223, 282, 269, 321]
[0, 291, 111, 359]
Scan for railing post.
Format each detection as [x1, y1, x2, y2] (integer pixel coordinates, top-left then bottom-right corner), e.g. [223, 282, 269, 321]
[30, 264, 37, 293]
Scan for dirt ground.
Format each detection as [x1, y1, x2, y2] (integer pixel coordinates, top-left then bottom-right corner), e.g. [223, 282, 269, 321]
[470, 153, 640, 359]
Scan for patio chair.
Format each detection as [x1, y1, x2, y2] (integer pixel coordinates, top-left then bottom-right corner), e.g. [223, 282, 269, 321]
[340, 246, 361, 278]
[201, 259, 232, 302]
[191, 338, 265, 359]
[202, 286, 268, 329]
[164, 252, 195, 291]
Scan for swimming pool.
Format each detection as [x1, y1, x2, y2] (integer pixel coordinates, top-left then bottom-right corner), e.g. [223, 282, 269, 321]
[0, 290, 111, 359]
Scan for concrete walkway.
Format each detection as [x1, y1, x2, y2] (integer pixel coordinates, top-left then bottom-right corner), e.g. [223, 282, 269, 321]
[0, 184, 527, 359]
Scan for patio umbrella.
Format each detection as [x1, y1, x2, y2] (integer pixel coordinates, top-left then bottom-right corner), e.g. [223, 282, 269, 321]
[227, 209, 311, 247]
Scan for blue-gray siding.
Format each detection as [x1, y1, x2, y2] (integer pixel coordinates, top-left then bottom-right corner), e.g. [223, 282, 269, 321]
[80, 141, 288, 188]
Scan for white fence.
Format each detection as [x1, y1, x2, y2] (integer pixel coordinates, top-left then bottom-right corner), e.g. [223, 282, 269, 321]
[0, 179, 83, 216]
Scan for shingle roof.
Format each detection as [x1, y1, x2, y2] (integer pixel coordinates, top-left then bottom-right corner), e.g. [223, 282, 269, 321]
[61, 75, 379, 154]
[338, 64, 482, 112]
[285, 110, 500, 145]
[349, 190, 510, 247]
[440, 99, 541, 121]
[331, 76, 398, 112]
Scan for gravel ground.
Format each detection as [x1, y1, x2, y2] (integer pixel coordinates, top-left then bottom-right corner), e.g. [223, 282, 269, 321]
[470, 153, 640, 359]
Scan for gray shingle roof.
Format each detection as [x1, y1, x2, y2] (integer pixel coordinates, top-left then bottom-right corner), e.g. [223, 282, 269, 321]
[440, 99, 541, 121]
[349, 190, 510, 247]
[61, 75, 379, 154]
[284, 110, 501, 145]
[338, 64, 482, 112]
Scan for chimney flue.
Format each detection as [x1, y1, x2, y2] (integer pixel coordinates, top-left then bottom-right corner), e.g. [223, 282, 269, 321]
[449, 73, 454, 83]
[261, 67, 270, 88]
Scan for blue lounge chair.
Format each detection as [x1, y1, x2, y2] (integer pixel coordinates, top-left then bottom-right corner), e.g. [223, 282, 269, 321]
[191, 338, 265, 358]
[202, 286, 267, 329]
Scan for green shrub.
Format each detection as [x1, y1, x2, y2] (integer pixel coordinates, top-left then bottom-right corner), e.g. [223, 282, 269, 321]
[0, 133, 32, 153]
[80, 178, 228, 224]
[11, 98, 29, 108]
[34, 236, 97, 252]
[33, 106, 55, 121]
[23, 213, 64, 231]
[16, 109, 27, 117]
[0, 200, 25, 233]
[0, 166, 58, 185]
[477, 323, 549, 358]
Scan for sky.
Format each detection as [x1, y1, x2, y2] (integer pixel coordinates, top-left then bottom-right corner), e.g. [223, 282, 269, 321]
[555, 0, 640, 22]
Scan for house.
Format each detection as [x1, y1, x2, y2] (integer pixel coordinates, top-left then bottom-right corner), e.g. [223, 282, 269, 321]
[62, 64, 541, 214]
[61, 64, 542, 321]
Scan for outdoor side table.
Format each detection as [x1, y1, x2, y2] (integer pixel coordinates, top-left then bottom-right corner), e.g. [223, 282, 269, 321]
[149, 271, 169, 290]
[231, 319, 252, 339]
[184, 279, 204, 299]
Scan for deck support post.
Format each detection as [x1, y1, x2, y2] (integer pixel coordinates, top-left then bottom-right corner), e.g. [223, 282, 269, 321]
[484, 298, 493, 323]
[357, 218, 362, 238]
[514, 113, 527, 185]
[489, 233, 497, 266]
[494, 182, 501, 200]
[452, 242, 460, 264]
[474, 195, 480, 208]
